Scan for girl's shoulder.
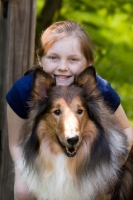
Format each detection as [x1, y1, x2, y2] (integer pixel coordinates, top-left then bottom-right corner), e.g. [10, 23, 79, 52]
[6, 73, 34, 119]
[18, 72, 34, 91]
[96, 74, 111, 90]
[96, 74, 120, 111]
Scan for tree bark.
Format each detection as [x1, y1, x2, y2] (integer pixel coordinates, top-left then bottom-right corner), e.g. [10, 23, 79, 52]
[0, 0, 36, 199]
[36, 0, 63, 45]
[40, 0, 62, 28]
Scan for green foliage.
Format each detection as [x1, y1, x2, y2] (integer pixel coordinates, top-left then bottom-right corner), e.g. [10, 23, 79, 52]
[36, 0, 45, 16]
[36, 0, 133, 123]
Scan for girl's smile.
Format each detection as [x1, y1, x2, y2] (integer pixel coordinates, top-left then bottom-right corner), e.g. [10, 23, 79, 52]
[53, 74, 74, 86]
[39, 37, 88, 86]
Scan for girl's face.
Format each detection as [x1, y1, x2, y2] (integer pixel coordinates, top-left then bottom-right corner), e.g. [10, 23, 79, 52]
[39, 37, 88, 86]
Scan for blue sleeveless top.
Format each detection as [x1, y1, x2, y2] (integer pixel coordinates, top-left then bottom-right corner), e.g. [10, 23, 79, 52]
[6, 73, 120, 119]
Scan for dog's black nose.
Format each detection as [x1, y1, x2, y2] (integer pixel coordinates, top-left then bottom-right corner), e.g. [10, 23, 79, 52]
[67, 136, 79, 145]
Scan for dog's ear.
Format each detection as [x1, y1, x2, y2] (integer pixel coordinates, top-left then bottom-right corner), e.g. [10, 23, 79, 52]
[75, 66, 97, 93]
[32, 68, 55, 101]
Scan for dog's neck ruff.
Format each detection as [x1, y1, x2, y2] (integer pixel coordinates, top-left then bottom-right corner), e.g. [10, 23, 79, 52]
[17, 148, 119, 200]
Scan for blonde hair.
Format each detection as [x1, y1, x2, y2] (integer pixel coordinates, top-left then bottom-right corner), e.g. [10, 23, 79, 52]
[37, 20, 94, 63]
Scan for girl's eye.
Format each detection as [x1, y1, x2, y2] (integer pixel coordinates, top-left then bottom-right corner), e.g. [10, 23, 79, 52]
[49, 56, 57, 60]
[70, 58, 77, 62]
[77, 109, 83, 115]
[53, 109, 61, 115]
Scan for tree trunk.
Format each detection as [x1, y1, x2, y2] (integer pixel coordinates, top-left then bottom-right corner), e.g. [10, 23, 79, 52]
[40, 0, 62, 28]
[36, 0, 62, 45]
[0, 0, 36, 199]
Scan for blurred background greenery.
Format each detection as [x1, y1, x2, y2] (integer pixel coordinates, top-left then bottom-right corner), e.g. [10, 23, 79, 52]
[36, 0, 133, 124]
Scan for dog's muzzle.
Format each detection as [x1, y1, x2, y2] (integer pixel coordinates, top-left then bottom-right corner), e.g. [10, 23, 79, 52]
[56, 135, 79, 157]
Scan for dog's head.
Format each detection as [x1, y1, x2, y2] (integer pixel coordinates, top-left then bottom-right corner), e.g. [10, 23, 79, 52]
[24, 66, 99, 157]
[21, 67, 103, 163]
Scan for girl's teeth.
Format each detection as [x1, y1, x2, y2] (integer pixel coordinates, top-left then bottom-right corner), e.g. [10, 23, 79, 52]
[57, 75, 69, 78]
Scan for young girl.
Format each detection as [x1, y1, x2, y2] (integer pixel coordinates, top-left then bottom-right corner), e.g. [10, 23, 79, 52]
[6, 20, 133, 200]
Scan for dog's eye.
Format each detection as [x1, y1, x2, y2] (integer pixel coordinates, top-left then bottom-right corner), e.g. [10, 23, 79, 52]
[53, 109, 61, 115]
[77, 109, 83, 115]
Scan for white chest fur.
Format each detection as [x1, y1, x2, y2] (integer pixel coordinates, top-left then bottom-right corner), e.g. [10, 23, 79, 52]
[17, 154, 98, 200]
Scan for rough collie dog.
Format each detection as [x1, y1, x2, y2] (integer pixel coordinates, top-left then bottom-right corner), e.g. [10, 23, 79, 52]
[17, 66, 133, 200]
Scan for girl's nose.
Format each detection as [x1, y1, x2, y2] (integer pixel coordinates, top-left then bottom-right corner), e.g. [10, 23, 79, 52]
[58, 60, 68, 71]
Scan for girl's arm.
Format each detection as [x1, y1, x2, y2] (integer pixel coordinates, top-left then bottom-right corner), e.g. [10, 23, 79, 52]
[114, 104, 133, 152]
[7, 103, 26, 163]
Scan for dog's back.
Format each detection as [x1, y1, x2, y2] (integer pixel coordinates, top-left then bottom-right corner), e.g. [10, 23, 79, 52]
[17, 66, 133, 200]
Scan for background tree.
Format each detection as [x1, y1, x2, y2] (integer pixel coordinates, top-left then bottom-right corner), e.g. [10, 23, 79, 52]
[0, 1, 36, 199]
